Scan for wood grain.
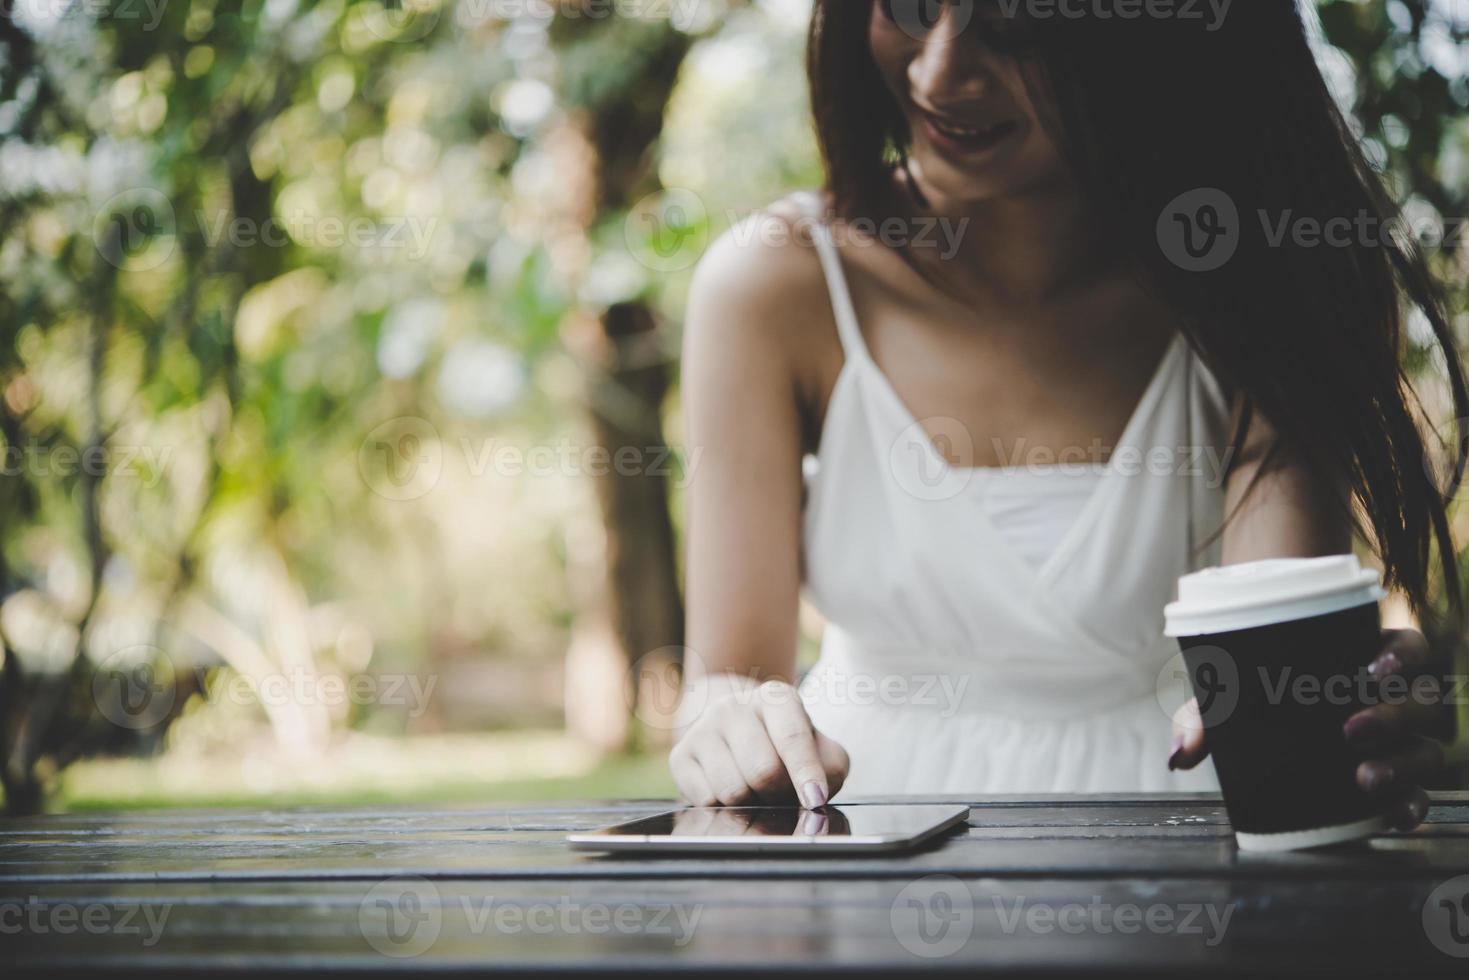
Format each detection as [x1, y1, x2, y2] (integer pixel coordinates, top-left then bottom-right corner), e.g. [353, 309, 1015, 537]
[3, 793, 1467, 976]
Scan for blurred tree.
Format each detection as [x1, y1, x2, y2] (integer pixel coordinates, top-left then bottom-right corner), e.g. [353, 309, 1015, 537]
[1316, 0, 1469, 764]
[548, 12, 699, 749]
[0, 0, 747, 811]
[0, 0, 1465, 814]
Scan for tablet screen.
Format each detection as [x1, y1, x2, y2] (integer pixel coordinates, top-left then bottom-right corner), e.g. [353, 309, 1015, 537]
[578, 803, 968, 843]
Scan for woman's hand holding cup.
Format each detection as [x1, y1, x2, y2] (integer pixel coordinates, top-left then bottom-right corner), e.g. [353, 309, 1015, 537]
[1164, 556, 1451, 850]
[1170, 626, 1449, 831]
[1341, 627, 1451, 829]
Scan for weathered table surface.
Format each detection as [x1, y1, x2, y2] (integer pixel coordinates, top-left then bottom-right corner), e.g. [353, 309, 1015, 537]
[5, 792, 1469, 976]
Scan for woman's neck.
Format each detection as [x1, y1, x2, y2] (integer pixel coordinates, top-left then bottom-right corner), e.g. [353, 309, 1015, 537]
[889, 168, 1115, 306]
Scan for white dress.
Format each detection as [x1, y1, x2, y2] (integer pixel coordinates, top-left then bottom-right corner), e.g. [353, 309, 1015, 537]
[793, 191, 1229, 795]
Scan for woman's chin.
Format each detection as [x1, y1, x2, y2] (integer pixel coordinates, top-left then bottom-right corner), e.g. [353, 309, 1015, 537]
[906, 151, 1071, 209]
[905, 156, 1014, 207]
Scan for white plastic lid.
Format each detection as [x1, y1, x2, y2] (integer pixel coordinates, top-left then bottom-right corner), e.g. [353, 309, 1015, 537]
[1164, 555, 1385, 637]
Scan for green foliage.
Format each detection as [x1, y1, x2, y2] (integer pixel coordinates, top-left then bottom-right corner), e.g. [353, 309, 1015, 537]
[1, 0, 1466, 810]
[0, 0, 825, 813]
[1317, 0, 1468, 292]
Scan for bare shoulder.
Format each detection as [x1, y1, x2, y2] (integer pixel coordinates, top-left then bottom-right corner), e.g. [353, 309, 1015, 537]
[682, 193, 845, 448]
[685, 192, 838, 364]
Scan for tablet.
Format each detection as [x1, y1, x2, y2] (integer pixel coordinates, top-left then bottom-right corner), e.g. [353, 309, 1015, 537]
[566, 803, 969, 853]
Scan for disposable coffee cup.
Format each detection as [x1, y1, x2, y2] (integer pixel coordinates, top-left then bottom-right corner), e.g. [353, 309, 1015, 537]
[1164, 555, 1389, 852]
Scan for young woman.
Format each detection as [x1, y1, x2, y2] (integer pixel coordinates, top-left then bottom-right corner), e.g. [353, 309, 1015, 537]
[673, 0, 1465, 828]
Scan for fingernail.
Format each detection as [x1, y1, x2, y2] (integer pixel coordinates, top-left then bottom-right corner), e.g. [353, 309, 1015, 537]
[1360, 762, 1394, 792]
[800, 780, 827, 809]
[1405, 795, 1428, 826]
[1167, 734, 1185, 771]
[1368, 652, 1402, 678]
[1343, 714, 1385, 744]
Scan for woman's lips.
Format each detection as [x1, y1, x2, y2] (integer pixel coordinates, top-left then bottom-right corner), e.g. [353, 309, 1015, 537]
[914, 106, 1019, 160]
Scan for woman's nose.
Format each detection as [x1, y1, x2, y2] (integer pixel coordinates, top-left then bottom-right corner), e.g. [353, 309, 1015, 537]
[906, 17, 988, 103]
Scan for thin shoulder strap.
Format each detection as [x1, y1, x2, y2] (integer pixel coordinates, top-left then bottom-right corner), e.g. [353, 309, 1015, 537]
[1184, 347, 1198, 568]
[797, 191, 870, 365]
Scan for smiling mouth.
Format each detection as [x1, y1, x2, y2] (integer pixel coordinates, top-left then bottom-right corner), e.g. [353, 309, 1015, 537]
[915, 106, 1019, 157]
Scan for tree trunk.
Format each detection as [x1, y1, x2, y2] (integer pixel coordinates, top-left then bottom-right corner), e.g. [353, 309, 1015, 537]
[556, 17, 696, 748]
[588, 299, 685, 690]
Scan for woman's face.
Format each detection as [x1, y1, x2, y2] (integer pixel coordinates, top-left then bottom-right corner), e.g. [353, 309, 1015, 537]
[868, 0, 1069, 203]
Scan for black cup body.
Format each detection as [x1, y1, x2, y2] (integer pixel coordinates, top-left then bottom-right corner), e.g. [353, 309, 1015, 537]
[1177, 600, 1384, 839]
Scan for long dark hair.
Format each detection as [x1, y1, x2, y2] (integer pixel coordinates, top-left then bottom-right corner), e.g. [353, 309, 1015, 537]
[808, 0, 1468, 622]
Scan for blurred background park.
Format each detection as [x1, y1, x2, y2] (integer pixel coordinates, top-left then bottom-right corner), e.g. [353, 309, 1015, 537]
[0, 0, 1466, 814]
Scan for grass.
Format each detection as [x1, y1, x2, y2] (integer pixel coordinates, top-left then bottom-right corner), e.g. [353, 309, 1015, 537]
[41, 730, 677, 813]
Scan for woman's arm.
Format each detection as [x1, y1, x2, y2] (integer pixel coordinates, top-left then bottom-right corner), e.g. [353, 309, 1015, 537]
[1172, 394, 1444, 827]
[681, 221, 809, 690]
[672, 214, 849, 807]
[1216, 398, 1352, 564]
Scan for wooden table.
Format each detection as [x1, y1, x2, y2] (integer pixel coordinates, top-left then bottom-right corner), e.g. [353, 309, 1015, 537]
[4, 792, 1469, 976]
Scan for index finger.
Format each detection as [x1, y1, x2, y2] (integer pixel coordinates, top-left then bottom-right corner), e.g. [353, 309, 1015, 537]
[754, 683, 829, 809]
[1371, 628, 1433, 678]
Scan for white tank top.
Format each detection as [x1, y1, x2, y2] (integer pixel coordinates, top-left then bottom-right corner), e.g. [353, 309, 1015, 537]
[792, 191, 1232, 794]
[977, 463, 1109, 570]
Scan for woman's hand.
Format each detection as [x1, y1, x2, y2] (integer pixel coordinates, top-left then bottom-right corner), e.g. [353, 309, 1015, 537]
[1340, 628, 1450, 828]
[1168, 628, 1450, 830]
[670, 675, 849, 808]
